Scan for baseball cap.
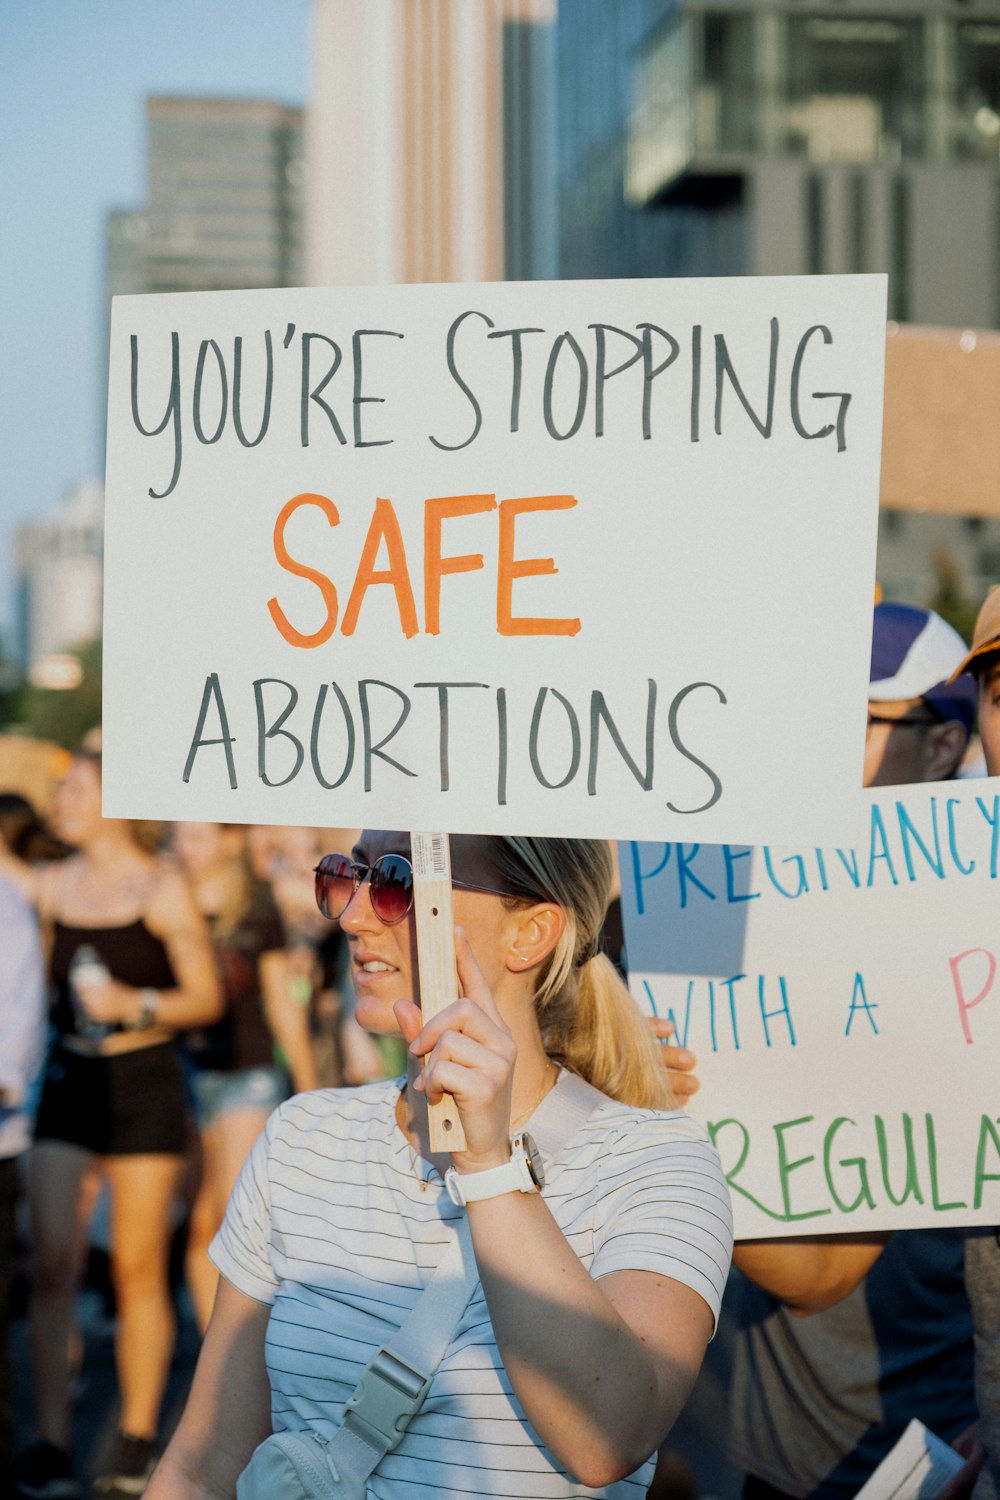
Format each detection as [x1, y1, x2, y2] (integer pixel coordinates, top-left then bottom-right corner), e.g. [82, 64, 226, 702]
[949, 586, 1000, 681]
[869, 602, 977, 731]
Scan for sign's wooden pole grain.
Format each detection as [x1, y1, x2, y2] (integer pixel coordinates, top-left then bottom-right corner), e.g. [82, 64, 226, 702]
[411, 832, 467, 1153]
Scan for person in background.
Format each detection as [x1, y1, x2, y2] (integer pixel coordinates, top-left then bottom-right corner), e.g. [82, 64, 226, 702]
[954, 585, 1000, 781]
[942, 584, 1000, 1500]
[724, 603, 981, 1500]
[9, 750, 222, 1500]
[171, 822, 319, 1334]
[0, 798, 49, 1498]
[861, 602, 977, 788]
[255, 823, 397, 1087]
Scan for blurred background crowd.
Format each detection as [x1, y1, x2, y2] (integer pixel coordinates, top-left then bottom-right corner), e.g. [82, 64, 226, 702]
[5, 0, 1000, 1496]
[0, 763, 386, 1497]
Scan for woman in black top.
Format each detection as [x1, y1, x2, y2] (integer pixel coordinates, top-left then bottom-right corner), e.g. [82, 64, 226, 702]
[12, 750, 221, 1499]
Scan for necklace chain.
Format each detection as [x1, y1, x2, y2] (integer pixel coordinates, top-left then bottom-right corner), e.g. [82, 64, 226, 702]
[509, 1059, 556, 1130]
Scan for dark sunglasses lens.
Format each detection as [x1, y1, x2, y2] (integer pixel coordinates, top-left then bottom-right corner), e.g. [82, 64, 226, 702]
[315, 854, 356, 920]
[370, 855, 413, 925]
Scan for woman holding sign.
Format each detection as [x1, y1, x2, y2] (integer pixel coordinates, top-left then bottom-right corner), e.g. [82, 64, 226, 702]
[147, 832, 732, 1499]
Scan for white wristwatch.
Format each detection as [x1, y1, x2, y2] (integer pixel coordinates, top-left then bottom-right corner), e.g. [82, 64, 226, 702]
[444, 1132, 545, 1206]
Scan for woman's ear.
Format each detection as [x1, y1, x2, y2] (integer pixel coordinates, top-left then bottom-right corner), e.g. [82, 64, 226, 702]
[506, 902, 566, 973]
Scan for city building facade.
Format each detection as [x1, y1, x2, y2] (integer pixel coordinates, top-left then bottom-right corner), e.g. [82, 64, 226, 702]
[306, 0, 557, 285]
[15, 480, 104, 673]
[107, 95, 305, 301]
[560, 0, 1000, 328]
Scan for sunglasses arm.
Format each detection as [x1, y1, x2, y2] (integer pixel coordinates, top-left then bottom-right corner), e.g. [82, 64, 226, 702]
[411, 832, 467, 1154]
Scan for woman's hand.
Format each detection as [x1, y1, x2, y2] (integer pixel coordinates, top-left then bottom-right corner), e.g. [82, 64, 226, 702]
[937, 1426, 985, 1500]
[649, 1016, 700, 1102]
[394, 926, 517, 1171]
[75, 977, 140, 1027]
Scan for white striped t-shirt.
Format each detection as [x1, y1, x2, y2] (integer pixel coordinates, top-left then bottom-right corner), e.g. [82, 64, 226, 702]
[210, 1071, 733, 1499]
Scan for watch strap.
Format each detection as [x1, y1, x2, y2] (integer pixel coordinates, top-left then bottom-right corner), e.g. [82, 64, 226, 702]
[445, 1139, 538, 1206]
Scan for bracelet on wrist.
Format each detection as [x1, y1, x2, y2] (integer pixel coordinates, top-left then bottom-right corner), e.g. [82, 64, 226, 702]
[124, 988, 160, 1031]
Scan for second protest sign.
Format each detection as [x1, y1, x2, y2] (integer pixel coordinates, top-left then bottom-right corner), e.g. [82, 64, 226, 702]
[622, 778, 1000, 1237]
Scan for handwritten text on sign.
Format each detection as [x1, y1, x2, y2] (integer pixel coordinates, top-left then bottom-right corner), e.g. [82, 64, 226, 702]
[102, 277, 885, 840]
[622, 779, 1000, 1238]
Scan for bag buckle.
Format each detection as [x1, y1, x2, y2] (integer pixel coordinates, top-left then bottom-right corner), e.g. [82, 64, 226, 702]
[344, 1346, 431, 1443]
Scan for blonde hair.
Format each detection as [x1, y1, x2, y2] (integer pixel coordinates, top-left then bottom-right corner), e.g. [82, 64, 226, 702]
[488, 837, 674, 1111]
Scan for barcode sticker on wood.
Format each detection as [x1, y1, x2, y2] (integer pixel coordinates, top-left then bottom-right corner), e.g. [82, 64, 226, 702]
[412, 832, 450, 881]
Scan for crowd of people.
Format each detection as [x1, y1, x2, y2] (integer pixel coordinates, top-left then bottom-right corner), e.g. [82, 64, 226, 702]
[0, 768, 367, 1499]
[2, 584, 1000, 1500]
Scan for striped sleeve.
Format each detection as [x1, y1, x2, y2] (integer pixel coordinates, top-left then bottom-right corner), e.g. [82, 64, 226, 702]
[589, 1114, 733, 1332]
[208, 1109, 280, 1305]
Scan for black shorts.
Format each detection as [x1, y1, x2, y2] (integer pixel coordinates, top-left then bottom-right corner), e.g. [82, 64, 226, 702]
[34, 1041, 189, 1157]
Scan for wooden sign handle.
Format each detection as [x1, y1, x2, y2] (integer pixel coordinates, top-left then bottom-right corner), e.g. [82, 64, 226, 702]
[411, 832, 467, 1154]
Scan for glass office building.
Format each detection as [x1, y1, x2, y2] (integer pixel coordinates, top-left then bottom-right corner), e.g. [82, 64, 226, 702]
[558, 0, 748, 279]
[558, 0, 1000, 326]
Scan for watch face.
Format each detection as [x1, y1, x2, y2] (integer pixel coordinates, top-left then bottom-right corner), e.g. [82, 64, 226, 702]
[519, 1132, 545, 1190]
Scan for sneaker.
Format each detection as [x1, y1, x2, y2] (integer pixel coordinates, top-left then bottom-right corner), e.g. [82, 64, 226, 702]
[93, 1434, 159, 1498]
[13, 1442, 82, 1500]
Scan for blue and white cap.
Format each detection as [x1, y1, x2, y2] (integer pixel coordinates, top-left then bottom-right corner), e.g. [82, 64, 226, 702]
[869, 603, 977, 731]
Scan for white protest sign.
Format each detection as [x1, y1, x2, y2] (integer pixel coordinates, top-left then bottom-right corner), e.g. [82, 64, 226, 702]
[103, 276, 885, 840]
[621, 778, 1000, 1239]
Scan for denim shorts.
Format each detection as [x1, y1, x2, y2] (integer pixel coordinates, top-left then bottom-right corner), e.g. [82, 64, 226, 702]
[189, 1066, 289, 1129]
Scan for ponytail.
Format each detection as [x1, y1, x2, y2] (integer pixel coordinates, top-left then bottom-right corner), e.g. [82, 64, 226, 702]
[541, 950, 674, 1110]
[487, 836, 675, 1111]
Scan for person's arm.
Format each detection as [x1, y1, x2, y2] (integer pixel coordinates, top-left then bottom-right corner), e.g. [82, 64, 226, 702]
[144, 1278, 272, 1500]
[0, 884, 46, 1105]
[77, 866, 223, 1032]
[468, 1190, 715, 1484]
[259, 948, 319, 1093]
[402, 932, 726, 1487]
[0, 843, 40, 904]
[733, 1234, 890, 1314]
[646, 1023, 888, 1312]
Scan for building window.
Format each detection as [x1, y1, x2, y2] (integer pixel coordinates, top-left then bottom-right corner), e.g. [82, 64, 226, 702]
[785, 16, 925, 163]
[955, 23, 1000, 159]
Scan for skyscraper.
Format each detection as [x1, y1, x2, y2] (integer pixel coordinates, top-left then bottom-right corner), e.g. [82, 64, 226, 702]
[559, 0, 1000, 328]
[103, 94, 305, 464]
[558, 0, 746, 282]
[107, 95, 305, 301]
[306, 0, 557, 286]
[15, 480, 104, 673]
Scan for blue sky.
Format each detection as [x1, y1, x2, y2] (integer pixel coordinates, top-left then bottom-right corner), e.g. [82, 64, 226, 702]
[0, 0, 309, 639]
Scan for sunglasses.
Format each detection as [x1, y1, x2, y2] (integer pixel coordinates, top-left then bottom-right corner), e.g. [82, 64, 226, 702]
[313, 852, 515, 926]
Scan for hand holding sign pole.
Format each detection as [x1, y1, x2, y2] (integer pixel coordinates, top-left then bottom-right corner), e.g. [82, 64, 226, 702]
[411, 831, 467, 1153]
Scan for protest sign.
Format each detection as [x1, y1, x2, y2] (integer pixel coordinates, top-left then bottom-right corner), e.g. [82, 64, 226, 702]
[102, 276, 885, 841]
[621, 778, 1000, 1238]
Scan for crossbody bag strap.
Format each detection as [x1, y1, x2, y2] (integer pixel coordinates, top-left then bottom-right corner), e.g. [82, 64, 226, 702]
[325, 1213, 476, 1496]
[326, 1069, 607, 1497]
[529, 1067, 609, 1168]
